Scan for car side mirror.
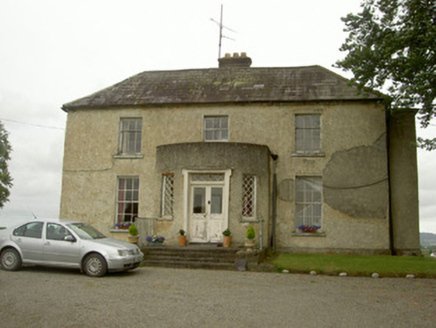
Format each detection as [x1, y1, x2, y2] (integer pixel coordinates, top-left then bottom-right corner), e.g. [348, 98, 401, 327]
[64, 235, 76, 242]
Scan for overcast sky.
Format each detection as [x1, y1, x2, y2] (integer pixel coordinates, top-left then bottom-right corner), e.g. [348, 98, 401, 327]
[0, 0, 435, 233]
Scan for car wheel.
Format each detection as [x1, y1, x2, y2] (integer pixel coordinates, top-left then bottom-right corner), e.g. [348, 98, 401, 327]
[1, 248, 22, 271]
[83, 253, 107, 277]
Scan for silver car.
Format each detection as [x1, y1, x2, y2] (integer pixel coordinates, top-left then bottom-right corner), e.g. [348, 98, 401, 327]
[0, 220, 144, 277]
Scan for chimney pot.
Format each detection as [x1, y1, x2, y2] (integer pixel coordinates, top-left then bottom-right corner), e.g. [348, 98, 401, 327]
[218, 52, 252, 68]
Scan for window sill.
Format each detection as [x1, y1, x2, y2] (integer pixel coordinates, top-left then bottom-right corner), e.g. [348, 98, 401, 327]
[291, 152, 325, 158]
[158, 216, 174, 221]
[110, 229, 129, 233]
[241, 217, 260, 223]
[114, 154, 144, 159]
[291, 232, 326, 237]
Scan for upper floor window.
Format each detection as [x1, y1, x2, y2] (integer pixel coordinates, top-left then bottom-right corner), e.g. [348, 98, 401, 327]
[204, 116, 228, 142]
[295, 114, 321, 153]
[119, 118, 142, 155]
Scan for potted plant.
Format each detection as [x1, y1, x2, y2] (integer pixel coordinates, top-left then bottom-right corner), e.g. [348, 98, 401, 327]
[245, 226, 255, 250]
[145, 235, 165, 246]
[178, 229, 186, 246]
[299, 225, 320, 233]
[128, 222, 139, 244]
[222, 228, 231, 248]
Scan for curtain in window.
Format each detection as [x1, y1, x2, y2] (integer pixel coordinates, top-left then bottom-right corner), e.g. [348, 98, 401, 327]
[295, 177, 322, 228]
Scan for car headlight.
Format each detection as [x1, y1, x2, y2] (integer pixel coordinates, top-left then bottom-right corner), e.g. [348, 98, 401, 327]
[118, 250, 130, 257]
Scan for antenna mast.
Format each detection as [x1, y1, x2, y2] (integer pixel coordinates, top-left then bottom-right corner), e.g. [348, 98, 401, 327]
[211, 4, 236, 60]
[218, 4, 223, 59]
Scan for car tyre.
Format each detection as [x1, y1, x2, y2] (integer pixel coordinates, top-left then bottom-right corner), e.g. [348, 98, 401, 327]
[83, 253, 107, 277]
[1, 248, 22, 271]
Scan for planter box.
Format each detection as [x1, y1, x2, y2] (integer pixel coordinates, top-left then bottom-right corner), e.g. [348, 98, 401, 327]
[147, 241, 164, 246]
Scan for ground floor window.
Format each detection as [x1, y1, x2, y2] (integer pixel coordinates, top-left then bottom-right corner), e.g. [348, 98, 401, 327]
[161, 174, 174, 218]
[242, 175, 257, 219]
[295, 176, 322, 232]
[116, 177, 139, 229]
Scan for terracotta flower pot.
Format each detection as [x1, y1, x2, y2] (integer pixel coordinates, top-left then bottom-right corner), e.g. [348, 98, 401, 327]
[128, 235, 139, 244]
[178, 235, 186, 246]
[223, 236, 231, 248]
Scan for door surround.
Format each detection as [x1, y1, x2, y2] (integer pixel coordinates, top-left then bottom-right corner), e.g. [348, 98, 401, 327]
[182, 169, 232, 242]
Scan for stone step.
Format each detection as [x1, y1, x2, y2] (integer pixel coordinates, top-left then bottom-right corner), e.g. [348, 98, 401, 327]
[142, 259, 235, 271]
[145, 254, 236, 263]
[140, 246, 269, 271]
[140, 246, 239, 270]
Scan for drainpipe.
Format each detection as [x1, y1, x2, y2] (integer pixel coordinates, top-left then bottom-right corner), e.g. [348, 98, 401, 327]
[259, 217, 264, 250]
[386, 110, 395, 256]
[270, 153, 279, 250]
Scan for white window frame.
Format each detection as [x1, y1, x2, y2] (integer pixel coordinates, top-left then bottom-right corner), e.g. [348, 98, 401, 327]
[115, 176, 140, 228]
[295, 114, 321, 154]
[118, 118, 142, 155]
[161, 174, 175, 219]
[295, 176, 322, 232]
[203, 116, 229, 142]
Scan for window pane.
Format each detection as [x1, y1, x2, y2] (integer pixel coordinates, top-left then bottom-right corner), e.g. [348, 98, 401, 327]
[220, 117, 228, 128]
[221, 129, 228, 140]
[211, 187, 223, 214]
[205, 130, 214, 140]
[205, 118, 214, 129]
[193, 187, 206, 214]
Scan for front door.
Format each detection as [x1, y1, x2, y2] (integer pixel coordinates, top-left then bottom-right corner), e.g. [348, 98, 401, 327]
[190, 185, 225, 243]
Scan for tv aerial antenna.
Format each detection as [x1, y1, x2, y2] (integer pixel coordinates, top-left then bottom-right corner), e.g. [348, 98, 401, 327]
[211, 4, 237, 59]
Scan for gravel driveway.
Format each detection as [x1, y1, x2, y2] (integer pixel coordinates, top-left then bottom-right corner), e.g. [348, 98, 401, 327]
[1, 266, 435, 328]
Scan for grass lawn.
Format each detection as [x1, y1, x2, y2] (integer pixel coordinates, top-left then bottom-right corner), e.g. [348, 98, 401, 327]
[271, 253, 436, 278]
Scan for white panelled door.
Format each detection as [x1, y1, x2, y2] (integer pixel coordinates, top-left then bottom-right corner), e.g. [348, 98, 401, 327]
[188, 173, 228, 243]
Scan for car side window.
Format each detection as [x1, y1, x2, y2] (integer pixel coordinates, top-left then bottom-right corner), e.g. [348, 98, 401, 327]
[46, 223, 73, 241]
[13, 222, 43, 239]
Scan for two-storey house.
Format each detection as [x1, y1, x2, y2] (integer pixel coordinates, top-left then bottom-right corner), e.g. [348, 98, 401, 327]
[60, 53, 420, 255]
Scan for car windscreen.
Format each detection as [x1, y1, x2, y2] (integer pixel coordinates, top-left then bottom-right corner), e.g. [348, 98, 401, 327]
[67, 223, 106, 240]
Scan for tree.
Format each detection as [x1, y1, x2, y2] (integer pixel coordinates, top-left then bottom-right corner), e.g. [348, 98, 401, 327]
[0, 121, 13, 208]
[336, 0, 436, 150]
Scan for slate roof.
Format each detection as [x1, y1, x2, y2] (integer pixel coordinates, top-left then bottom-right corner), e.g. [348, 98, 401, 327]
[62, 65, 384, 111]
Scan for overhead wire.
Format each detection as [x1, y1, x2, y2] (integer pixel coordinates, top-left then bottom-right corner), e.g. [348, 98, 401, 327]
[0, 117, 65, 130]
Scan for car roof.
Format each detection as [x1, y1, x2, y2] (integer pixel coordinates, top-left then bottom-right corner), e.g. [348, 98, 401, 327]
[8, 219, 83, 227]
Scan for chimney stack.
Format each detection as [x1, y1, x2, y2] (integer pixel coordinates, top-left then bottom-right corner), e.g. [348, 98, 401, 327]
[218, 52, 252, 68]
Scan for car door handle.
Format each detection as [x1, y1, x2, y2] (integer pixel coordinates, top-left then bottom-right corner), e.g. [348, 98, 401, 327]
[44, 241, 51, 246]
